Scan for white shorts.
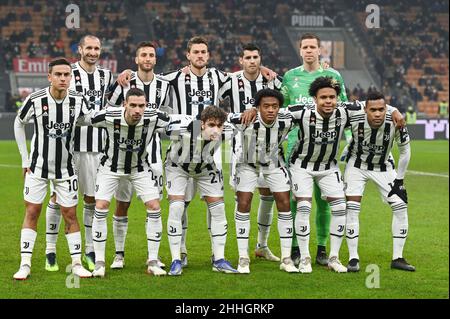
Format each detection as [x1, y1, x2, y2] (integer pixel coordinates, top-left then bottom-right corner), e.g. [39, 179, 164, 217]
[114, 162, 164, 202]
[290, 164, 345, 199]
[235, 164, 291, 193]
[165, 164, 224, 198]
[344, 164, 398, 202]
[73, 152, 101, 197]
[24, 172, 78, 207]
[229, 152, 272, 190]
[95, 166, 159, 203]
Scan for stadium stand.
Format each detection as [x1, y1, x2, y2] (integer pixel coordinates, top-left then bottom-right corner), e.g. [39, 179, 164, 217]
[0, 0, 448, 117]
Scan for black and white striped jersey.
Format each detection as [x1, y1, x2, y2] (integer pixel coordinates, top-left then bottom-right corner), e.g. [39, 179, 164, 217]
[227, 108, 301, 171]
[88, 107, 171, 174]
[107, 71, 171, 164]
[71, 62, 114, 153]
[164, 115, 234, 174]
[17, 87, 91, 179]
[345, 103, 410, 171]
[289, 103, 354, 171]
[220, 71, 283, 113]
[161, 68, 230, 116]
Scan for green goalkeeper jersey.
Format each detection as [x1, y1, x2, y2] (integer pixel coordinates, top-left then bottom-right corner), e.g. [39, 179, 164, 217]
[280, 65, 348, 153]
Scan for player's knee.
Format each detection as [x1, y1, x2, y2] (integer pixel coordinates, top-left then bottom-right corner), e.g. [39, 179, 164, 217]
[237, 202, 251, 213]
[296, 200, 312, 215]
[275, 198, 290, 212]
[389, 200, 408, 220]
[96, 200, 110, 211]
[83, 195, 95, 204]
[329, 199, 346, 216]
[145, 200, 160, 211]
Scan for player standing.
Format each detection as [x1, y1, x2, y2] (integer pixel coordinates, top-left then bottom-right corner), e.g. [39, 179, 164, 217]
[13, 58, 92, 279]
[344, 91, 415, 272]
[220, 44, 283, 262]
[281, 33, 348, 266]
[44, 35, 113, 272]
[106, 41, 170, 269]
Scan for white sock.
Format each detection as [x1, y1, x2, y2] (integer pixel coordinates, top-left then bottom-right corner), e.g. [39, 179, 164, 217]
[92, 208, 109, 263]
[168, 200, 184, 261]
[295, 200, 311, 259]
[45, 201, 61, 254]
[329, 199, 347, 259]
[83, 202, 95, 254]
[391, 202, 408, 260]
[113, 215, 128, 256]
[66, 231, 82, 265]
[146, 209, 162, 261]
[208, 201, 227, 261]
[20, 228, 37, 267]
[235, 211, 250, 258]
[257, 195, 274, 248]
[206, 206, 214, 255]
[181, 201, 189, 254]
[346, 201, 361, 260]
[278, 211, 294, 260]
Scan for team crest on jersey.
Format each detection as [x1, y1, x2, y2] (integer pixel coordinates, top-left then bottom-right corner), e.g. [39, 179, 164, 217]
[143, 126, 148, 134]
[335, 117, 341, 127]
[156, 88, 161, 98]
[384, 133, 390, 141]
[100, 77, 105, 86]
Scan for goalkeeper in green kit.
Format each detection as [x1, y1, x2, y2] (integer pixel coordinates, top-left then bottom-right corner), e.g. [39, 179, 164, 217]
[281, 33, 350, 266]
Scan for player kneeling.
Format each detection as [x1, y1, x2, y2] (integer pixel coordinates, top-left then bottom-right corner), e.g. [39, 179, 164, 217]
[344, 91, 415, 272]
[228, 89, 298, 273]
[164, 106, 238, 276]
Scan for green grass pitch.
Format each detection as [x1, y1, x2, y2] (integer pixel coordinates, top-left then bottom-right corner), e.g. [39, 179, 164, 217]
[0, 140, 448, 299]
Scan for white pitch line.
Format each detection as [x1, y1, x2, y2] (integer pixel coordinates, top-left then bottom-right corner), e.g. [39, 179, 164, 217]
[407, 170, 448, 178]
[0, 164, 21, 168]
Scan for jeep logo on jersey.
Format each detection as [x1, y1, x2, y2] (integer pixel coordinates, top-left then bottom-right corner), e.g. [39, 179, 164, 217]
[312, 130, 337, 139]
[83, 88, 103, 98]
[242, 97, 255, 106]
[117, 138, 143, 146]
[46, 121, 73, 130]
[295, 96, 314, 104]
[188, 89, 213, 98]
[362, 141, 385, 153]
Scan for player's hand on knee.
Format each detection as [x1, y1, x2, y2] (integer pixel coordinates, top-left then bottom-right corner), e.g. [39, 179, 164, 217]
[388, 179, 408, 204]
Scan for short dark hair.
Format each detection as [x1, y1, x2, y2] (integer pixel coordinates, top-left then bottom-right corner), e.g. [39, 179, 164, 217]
[299, 33, 320, 47]
[125, 87, 146, 101]
[240, 43, 261, 57]
[309, 76, 341, 97]
[78, 34, 101, 48]
[48, 58, 71, 73]
[365, 90, 385, 106]
[187, 36, 208, 52]
[200, 105, 227, 125]
[254, 89, 284, 108]
[136, 41, 156, 56]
